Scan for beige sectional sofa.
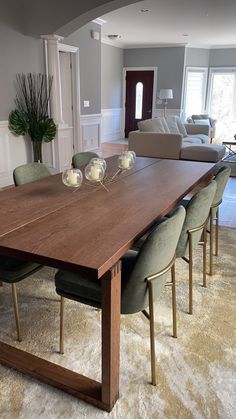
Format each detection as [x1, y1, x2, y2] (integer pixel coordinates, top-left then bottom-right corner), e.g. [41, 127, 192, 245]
[128, 116, 225, 163]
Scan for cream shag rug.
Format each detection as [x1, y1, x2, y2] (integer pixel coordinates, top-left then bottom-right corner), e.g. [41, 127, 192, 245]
[0, 227, 235, 419]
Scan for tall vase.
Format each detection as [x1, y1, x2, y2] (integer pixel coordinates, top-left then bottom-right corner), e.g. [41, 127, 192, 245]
[32, 141, 43, 163]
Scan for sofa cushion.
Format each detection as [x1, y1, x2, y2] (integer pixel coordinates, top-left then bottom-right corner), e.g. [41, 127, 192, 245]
[175, 116, 188, 137]
[180, 144, 226, 162]
[160, 117, 170, 132]
[138, 118, 165, 133]
[194, 118, 210, 126]
[165, 116, 180, 134]
[183, 136, 202, 144]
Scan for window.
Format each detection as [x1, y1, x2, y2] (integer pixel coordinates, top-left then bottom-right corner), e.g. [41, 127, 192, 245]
[207, 67, 236, 141]
[135, 82, 143, 119]
[184, 67, 208, 118]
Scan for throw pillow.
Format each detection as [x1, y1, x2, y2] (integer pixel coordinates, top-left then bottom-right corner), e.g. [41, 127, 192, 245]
[138, 118, 165, 133]
[165, 116, 180, 134]
[194, 118, 210, 126]
[159, 117, 170, 133]
[175, 116, 188, 137]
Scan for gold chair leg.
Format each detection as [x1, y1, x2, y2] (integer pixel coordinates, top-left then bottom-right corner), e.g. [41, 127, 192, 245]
[60, 297, 65, 355]
[11, 283, 22, 342]
[189, 234, 193, 315]
[215, 207, 219, 256]
[202, 225, 207, 288]
[171, 265, 177, 338]
[209, 208, 214, 276]
[147, 281, 156, 386]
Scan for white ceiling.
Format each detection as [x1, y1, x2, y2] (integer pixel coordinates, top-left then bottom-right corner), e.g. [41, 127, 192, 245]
[100, 0, 236, 49]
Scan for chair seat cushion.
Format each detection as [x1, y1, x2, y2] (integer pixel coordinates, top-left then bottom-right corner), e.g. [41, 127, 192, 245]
[55, 250, 139, 310]
[0, 256, 41, 283]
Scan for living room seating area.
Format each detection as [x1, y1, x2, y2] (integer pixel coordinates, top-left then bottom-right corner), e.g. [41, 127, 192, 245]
[128, 116, 225, 162]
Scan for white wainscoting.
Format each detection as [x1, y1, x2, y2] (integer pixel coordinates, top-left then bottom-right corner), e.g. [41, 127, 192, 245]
[153, 108, 185, 120]
[0, 121, 33, 187]
[101, 108, 123, 142]
[80, 114, 101, 151]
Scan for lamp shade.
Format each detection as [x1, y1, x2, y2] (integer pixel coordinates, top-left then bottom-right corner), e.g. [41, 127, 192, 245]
[159, 89, 173, 100]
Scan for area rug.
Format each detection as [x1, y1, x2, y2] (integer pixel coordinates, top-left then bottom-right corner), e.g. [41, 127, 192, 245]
[0, 227, 235, 418]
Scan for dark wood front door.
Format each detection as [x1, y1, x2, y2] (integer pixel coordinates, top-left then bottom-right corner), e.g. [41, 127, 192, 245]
[125, 70, 154, 137]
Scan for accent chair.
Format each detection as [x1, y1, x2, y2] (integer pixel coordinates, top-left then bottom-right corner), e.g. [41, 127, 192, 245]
[55, 206, 186, 385]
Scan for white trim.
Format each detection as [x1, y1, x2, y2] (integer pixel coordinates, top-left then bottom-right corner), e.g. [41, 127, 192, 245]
[122, 67, 158, 136]
[0, 121, 8, 127]
[80, 113, 102, 121]
[92, 18, 106, 26]
[124, 43, 187, 49]
[153, 108, 183, 118]
[59, 43, 78, 53]
[101, 108, 123, 142]
[206, 66, 236, 113]
[183, 66, 208, 117]
[101, 37, 124, 49]
[80, 114, 102, 152]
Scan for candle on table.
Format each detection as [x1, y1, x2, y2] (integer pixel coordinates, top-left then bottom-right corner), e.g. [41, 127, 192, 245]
[121, 155, 130, 169]
[90, 165, 100, 181]
[68, 171, 78, 185]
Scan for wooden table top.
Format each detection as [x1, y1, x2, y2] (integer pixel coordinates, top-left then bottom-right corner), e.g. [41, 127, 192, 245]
[0, 157, 215, 278]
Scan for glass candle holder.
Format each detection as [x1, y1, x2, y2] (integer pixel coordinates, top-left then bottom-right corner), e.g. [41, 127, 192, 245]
[62, 169, 83, 188]
[118, 151, 135, 170]
[128, 150, 136, 161]
[85, 163, 105, 182]
[89, 157, 107, 171]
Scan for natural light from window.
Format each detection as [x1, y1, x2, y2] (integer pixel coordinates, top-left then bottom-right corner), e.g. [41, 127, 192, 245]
[135, 82, 143, 119]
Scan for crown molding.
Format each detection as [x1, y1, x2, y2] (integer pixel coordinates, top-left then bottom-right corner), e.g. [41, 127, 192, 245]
[101, 37, 125, 48]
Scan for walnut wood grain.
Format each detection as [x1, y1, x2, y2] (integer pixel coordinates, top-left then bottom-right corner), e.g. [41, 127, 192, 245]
[0, 159, 215, 278]
[0, 341, 106, 409]
[101, 261, 121, 409]
[0, 156, 157, 238]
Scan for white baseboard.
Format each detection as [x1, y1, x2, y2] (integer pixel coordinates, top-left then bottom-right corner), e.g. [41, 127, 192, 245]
[101, 108, 123, 142]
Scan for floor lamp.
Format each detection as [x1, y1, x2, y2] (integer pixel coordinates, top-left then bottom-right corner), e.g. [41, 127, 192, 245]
[159, 89, 173, 117]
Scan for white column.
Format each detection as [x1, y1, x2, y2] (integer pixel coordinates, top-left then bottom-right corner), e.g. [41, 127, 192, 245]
[41, 34, 64, 125]
[41, 34, 67, 172]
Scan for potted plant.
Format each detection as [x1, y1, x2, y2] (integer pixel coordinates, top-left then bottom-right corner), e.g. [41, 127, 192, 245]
[8, 73, 57, 162]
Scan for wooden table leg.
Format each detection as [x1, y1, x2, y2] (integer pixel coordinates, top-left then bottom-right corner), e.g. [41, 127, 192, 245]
[101, 261, 121, 411]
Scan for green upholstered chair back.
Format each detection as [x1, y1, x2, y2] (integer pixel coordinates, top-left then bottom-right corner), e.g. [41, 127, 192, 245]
[13, 163, 51, 186]
[212, 165, 231, 206]
[72, 152, 99, 168]
[121, 206, 186, 314]
[176, 180, 217, 258]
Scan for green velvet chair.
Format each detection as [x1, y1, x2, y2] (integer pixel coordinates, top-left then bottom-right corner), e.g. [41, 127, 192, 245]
[208, 165, 231, 275]
[0, 257, 41, 341]
[72, 152, 99, 169]
[0, 165, 49, 340]
[55, 206, 185, 386]
[13, 162, 51, 186]
[133, 181, 217, 315]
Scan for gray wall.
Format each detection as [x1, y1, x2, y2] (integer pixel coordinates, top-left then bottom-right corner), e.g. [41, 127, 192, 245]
[124, 46, 186, 110]
[209, 48, 236, 67]
[0, 23, 44, 120]
[185, 48, 210, 67]
[101, 43, 123, 109]
[64, 22, 101, 115]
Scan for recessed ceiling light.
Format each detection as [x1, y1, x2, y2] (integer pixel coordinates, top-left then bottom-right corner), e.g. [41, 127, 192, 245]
[182, 34, 189, 37]
[140, 9, 151, 13]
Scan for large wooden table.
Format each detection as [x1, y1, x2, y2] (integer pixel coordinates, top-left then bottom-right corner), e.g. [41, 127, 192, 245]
[0, 156, 215, 411]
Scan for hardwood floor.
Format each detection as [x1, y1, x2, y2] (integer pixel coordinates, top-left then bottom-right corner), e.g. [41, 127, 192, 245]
[99, 141, 236, 228]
